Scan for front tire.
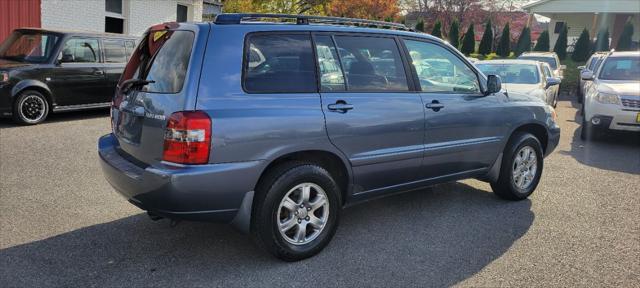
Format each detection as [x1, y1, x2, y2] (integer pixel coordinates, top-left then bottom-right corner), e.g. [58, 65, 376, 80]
[13, 90, 49, 125]
[251, 162, 341, 261]
[491, 132, 544, 201]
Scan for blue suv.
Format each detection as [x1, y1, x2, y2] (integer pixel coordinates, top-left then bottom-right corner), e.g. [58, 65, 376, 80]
[98, 14, 560, 261]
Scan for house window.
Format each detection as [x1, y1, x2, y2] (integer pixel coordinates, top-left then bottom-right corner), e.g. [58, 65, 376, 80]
[105, 0, 122, 14]
[177, 4, 188, 22]
[554, 22, 565, 34]
[105, 17, 124, 34]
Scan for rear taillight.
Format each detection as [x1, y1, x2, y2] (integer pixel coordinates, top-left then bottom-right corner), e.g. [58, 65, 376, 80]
[162, 111, 211, 164]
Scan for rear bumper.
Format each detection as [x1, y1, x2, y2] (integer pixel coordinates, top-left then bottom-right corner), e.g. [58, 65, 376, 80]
[98, 133, 264, 222]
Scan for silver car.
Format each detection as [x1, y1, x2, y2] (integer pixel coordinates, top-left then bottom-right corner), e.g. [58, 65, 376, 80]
[476, 59, 561, 107]
[577, 51, 608, 103]
[518, 52, 566, 79]
[581, 51, 640, 140]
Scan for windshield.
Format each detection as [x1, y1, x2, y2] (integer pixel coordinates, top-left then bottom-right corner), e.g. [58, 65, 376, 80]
[476, 63, 540, 84]
[519, 56, 558, 70]
[0, 31, 60, 63]
[598, 57, 640, 81]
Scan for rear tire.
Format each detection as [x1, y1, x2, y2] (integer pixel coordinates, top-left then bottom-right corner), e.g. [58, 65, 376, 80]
[13, 90, 49, 125]
[490, 132, 544, 201]
[251, 162, 340, 261]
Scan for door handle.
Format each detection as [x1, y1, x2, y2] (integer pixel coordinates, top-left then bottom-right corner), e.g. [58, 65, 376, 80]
[328, 101, 354, 113]
[94, 70, 104, 75]
[426, 100, 444, 112]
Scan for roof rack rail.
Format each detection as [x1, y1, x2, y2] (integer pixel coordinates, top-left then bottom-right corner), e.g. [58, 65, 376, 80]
[214, 13, 413, 31]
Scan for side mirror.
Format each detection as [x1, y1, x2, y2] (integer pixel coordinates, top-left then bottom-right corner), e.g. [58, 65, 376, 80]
[485, 74, 502, 95]
[581, 71, 594, 81]
[560, 65, 567, 70]
[546, 77, 561, 89]
[577, 65, 586, 70]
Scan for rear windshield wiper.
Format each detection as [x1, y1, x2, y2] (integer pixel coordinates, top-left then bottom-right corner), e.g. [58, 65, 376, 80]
[119, 78, 155, 93]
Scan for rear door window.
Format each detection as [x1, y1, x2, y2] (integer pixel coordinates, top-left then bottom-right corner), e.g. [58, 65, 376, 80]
[103, 39, 127, 63]
[243, 33, 317, 93]
[120, 30, 194, 94]
[61, 38, 100, 63]
[333, 36, 409, 92]
[314, 35, 346, 92]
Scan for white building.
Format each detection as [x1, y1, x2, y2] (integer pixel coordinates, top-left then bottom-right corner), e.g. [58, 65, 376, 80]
[0, 0, 224, 41]
[524, 0, 640, 49]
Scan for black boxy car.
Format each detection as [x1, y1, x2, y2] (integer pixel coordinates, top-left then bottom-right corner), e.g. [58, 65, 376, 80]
[0, 28, 137, 124]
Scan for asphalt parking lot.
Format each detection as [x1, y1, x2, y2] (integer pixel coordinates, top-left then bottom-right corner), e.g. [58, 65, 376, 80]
[1, 94, 638, 287]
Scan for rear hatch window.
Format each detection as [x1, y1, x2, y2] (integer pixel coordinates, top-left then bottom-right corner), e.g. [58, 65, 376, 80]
[112, 26, 197, 165]
[120, 29, 194, 94]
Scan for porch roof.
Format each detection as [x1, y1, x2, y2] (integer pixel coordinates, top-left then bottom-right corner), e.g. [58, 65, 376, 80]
[523, 0, 640, 15]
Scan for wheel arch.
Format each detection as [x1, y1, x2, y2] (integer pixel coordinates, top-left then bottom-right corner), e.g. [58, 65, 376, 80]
[509, 122, 549, 154]
[254, 150, 352, 205]
[11, 80, 54, 107]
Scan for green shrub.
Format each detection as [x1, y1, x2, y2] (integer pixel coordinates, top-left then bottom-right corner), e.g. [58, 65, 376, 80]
[431, 20, 442, 38]
[554, 24, 568, 60]
[515, 26, 531, 56]
[448, 20, 460, 49]
[616, 20, 634, 51]
[496, 23, 511, 57]
[572, 28, 592, 62]
[534, 30, 550, 51]
[478, 20, 493, 55]
[460, 24, 476, 55]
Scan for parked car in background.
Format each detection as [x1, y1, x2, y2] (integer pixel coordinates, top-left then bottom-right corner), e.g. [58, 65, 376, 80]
[581, 51, 640, 140]
[518, 52, 566, 79]
[476, 59, 561, 107]
[577, 51, 608, 103]
[98, 15, 560, 261]
[0, 28, 137, 124]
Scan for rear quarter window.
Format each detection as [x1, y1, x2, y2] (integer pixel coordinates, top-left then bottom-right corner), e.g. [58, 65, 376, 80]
[243, 33, 317, 93]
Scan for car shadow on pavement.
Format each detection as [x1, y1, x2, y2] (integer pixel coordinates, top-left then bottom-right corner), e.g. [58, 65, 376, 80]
[0, 182, 533, 287]
[0, 109, 109, 129]
[561, 108, 640, 175]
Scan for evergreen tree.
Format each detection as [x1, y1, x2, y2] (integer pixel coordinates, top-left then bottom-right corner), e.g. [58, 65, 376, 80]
[496, 23, 511, 57]
[572, 28, 592, 61]
[515, 26, 531, 56]
[594, 28, 610, 52]
[415, 20, 425, 32]
[616, 20, 634, 51]
[478, 20, 493, 55]
[448, 20, 460, 49]
[431, 20, 442, 38]
[534, 30, 550, 51]
[554, 23, 568, 60]
[460, 24, 476, 55]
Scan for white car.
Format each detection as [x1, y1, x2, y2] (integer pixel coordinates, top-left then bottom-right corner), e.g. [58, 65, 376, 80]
[581, 51, 640, 140]
[476, 59, 561, 107]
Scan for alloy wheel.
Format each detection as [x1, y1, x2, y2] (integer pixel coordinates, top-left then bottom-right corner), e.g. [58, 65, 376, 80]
[19, 95, 46, 122]
[512, 146, 538, 190]
[277, 182, 329, 245]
